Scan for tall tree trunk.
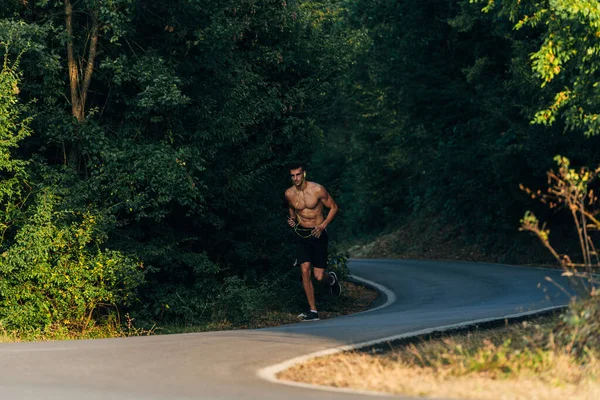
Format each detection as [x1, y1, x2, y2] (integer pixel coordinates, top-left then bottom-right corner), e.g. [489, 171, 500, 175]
[64, 0, 99, 168]
[65, 0, 83, 122]
[81, 7, 99, 113]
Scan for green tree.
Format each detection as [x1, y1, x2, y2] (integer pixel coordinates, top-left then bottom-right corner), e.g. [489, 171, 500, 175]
[0, 1, 354, 327]
[315, 0, 600, 265]
[0, 48, 144, 333]
[0, 47, 31, 244]
[475, 0, 600, 136]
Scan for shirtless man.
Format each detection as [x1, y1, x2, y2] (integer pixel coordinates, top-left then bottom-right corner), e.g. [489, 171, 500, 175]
[285, 164, 341, 322]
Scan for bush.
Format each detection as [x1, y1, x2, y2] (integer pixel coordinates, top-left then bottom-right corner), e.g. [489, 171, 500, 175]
[212, 276, 266, 324]
[0, 190, 144, 333]
[552, 297, 600, 358]
[328, 245, 350, 279]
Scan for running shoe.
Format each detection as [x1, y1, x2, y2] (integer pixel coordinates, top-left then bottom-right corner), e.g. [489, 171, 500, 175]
[329, 271, 342, 298]
[300, 311, 319, 322]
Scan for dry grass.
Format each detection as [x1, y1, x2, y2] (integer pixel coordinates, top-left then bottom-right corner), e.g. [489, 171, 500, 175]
[148, 281, 379, 334]
[0, 329, 21, 343]
[279, 314, 600, 399]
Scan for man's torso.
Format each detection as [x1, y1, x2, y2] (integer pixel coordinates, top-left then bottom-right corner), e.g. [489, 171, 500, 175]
[286, 182, 325, 228]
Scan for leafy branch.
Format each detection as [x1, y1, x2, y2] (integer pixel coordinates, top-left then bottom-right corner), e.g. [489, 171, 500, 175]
[520, 156, 600, 292]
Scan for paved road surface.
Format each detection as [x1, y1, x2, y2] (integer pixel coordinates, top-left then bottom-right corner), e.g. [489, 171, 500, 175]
[0, 259, 576, 399]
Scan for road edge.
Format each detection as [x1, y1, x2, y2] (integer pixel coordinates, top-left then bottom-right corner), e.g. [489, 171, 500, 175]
[346, 274, 397, 315]
[257, 290, 567, 397]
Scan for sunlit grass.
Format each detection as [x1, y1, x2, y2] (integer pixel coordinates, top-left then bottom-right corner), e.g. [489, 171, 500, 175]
[279, 307, 600, 400]
[0, 281, 378, 341]
[0, 324, 125, 343]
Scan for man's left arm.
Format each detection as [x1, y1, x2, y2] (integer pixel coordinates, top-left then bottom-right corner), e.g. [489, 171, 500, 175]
[313, 187, 338, 237]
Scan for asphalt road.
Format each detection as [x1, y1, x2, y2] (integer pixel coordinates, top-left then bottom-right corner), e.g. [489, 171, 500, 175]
[0, 259, 576, 399]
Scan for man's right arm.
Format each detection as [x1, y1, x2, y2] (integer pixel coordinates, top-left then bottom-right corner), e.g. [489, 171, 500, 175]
[285, 191, 296, 227]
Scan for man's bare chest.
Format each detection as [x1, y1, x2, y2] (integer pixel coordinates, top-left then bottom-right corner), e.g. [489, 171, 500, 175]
[291, 190, 320, 211]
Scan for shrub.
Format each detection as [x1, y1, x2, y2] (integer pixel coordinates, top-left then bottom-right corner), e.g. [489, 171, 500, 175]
[0, 189, 144, 333]
[212, 276, 266, 324]
[552, 297, 600, 357]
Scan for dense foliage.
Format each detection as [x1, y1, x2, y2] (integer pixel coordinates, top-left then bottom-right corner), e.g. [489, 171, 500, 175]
[1, 0, 598, 335]
[316, 0, 600, 255]
[0, 0, 351, 333]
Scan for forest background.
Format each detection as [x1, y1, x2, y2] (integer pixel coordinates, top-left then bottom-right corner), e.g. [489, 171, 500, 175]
[0, 0, 597, 337]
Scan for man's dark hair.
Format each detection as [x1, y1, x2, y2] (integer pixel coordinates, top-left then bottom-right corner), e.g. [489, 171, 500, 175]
[288, 162, 305, 171]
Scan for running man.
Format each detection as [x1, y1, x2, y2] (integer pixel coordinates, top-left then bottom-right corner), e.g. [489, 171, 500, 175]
[285, 164, 341, 322]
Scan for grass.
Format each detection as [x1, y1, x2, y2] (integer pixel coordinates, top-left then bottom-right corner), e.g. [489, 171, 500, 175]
[0, 281, 379, 341]
[278, 305, 600, 399]
[0, 312, 155, 342]
[158, 281, 379, 334]
[0, 324, 127, 343]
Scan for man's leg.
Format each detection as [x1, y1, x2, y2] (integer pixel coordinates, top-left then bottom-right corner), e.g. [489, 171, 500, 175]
[314, 267, 341, 297]
[313, 230, 342, 297]
[313, 267, 334, 285]
[300, 261, 317, 311]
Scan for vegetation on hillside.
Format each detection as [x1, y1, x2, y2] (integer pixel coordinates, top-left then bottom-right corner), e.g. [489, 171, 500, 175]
[280, 2, 600, 397]
[0, 0, 598, 339]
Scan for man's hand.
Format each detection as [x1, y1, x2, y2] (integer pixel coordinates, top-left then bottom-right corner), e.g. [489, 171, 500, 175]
[311, 223, 326, 238]
[287, 217, 296, 227]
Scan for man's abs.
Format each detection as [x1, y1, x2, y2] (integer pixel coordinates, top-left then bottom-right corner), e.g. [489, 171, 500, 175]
[295, 208, 324, 228]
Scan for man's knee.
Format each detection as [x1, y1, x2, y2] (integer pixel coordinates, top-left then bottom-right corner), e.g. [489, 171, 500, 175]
[300, 262, 312, 276]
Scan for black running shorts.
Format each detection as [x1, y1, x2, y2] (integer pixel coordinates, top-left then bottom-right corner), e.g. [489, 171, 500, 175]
[294, 226, 328, 269]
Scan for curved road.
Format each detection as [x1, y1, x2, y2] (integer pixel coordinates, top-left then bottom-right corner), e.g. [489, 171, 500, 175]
[0, 259, 575, 399]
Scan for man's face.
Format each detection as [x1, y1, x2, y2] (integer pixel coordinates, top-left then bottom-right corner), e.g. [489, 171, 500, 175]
[290, 168, 304, 187]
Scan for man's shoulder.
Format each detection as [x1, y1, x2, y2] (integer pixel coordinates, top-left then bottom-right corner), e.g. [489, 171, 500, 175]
[308, 181, 325, 192]
[284, 187, 294, 197]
